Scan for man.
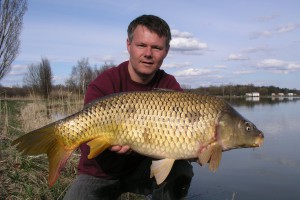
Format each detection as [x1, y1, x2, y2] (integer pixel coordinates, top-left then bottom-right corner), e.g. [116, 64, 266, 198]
[64, 15, 193, 200]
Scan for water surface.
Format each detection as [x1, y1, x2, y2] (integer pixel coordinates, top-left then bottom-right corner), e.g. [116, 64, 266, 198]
[187, 97, 300, 200]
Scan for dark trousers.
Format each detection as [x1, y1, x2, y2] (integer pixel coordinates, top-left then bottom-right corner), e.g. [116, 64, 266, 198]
[63, 159, 193, 200]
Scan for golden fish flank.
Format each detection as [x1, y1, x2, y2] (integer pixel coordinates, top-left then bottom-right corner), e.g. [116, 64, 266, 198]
[12, 91, 264, 187]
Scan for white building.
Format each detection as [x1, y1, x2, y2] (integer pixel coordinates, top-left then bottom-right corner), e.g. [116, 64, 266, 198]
[245, 92, 260, 97]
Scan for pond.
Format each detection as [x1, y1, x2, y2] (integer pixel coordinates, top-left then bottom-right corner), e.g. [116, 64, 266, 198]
[187, 97, 300, 200]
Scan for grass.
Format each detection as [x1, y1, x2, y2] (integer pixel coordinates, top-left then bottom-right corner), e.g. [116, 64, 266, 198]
[0, 95, 83, 200]
[0, 96, 147, 200]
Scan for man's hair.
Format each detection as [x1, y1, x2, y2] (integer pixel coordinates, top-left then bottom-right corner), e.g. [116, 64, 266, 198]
[127, 15, 171, 48]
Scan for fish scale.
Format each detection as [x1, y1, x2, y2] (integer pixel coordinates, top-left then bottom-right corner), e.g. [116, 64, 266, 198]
[12, 90, 264, 186]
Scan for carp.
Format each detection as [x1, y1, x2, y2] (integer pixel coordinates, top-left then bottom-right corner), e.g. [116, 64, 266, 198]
[12, 91, 264, 186]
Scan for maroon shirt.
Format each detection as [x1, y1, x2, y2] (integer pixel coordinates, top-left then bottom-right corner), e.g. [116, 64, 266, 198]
[78, 61, 182, 179]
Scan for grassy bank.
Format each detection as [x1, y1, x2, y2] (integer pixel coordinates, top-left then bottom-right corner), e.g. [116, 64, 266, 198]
[0, 97, 148, 200]
[0, 97, 83, 200]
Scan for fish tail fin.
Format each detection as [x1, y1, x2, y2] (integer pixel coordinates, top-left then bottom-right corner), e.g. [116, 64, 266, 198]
[12, 124, 73, 187]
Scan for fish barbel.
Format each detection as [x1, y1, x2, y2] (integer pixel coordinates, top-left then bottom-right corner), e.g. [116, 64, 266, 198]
[12, 91, 264, 186]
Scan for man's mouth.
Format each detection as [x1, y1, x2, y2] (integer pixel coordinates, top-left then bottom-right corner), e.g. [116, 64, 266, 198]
[141, 61, 154, 65]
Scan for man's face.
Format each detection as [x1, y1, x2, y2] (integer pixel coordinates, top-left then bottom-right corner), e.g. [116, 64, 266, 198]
[127, 25, 169, 83]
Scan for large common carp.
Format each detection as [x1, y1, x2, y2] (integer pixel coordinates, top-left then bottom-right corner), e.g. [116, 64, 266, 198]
[12, 91, 264, 187]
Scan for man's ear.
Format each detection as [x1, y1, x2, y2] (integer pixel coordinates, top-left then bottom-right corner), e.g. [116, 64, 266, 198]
[126, 38, 131, 52]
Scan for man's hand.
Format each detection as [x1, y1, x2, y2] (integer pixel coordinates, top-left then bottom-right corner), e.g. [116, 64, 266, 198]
[109, 145, 132, 154]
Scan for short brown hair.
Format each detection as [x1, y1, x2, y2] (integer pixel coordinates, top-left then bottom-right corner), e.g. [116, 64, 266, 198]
[127, 15, 171, 48]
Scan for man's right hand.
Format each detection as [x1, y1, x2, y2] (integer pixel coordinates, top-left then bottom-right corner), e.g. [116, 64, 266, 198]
[109, 145, 132, 154]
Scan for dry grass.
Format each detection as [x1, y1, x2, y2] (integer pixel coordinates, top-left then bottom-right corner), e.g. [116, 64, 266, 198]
[0, 95, 83, 200]
[0, 96, 147, 200]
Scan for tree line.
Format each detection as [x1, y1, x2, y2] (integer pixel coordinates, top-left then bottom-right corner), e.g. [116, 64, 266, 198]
[188, 84, 299, 96]
[20, 57, 114, 98]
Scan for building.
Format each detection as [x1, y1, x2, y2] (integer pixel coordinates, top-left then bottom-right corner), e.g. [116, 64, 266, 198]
[245, 92, 260, 97]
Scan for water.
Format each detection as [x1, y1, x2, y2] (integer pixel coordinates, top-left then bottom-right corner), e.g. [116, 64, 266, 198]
[187, 97, 300, 200]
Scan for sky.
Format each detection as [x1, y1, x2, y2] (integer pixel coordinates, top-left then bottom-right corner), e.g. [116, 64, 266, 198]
[1, 0, 300, 89]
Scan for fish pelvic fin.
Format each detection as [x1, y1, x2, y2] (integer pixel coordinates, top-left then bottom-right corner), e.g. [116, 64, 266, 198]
[198, 143, 223, 172]
[12, 124, 73, 187]
[150, 158, 175, 185]
[87, 137, 111, 159]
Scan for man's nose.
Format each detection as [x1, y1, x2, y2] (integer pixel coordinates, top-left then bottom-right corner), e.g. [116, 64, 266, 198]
[144, 47, 153, 57]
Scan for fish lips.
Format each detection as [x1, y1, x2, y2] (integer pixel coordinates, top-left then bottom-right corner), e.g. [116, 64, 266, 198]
[254, 132, 264, 147]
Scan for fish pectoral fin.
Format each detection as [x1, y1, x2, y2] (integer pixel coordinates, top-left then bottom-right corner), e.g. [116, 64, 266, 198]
[198, 146, 213, 166]
[208, 144, 222, 172]
[87, 138, 111, 159]
[198, 143, 223, 172]
[150, 158, 175, 185]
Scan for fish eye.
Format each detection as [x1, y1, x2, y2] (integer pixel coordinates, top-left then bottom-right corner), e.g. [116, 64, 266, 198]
[245, 122, 252, 131]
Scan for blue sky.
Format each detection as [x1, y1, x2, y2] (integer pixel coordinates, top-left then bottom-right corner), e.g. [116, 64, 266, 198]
[1, 0, 300, 89]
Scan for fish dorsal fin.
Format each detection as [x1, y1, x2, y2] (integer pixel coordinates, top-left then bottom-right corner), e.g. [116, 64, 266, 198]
[152, 88, 176, 92]
[87, 138, 111, 159]
[150, 158, 175, 185]
[198, 143, 223, 172]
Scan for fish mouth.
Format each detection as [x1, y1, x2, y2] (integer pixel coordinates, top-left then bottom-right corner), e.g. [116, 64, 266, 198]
[255, 134, 264, 147]
[223, 133, 264, 151]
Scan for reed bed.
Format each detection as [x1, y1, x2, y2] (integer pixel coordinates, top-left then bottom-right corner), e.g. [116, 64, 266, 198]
[0, 94, 83, 200]
[0, 95, 146, 200]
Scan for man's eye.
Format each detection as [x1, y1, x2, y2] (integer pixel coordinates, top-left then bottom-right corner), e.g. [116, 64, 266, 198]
[153, 46, 162, 50]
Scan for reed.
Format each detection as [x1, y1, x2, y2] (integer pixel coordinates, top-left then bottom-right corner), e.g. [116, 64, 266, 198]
[0, 93, 83, 199]
[1, 94, 154, 199]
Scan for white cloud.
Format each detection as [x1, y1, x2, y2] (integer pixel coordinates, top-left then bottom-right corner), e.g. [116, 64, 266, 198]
[233, 70, 255, 75]
[228, 54, 249, 61]
[258, 59, 285, 67]
[174, 68, 214, 77]
[7, 65, 28, 76]
[250, 23, 300, 39]
[170, 38, 208, 51]
[170, 29, 208, 53]
[241, 46, 271, 54]
[162, 62, 191, 69]
[276, 23, 299, 33]
[171, 29, 193, 38]
[250, 30, 273, 39]
[101, 55, 115, 63]
[257, 59, 300, 74]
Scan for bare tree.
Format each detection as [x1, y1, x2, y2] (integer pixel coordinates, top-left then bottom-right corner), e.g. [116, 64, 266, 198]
[92, 62, 114, 80]
[0, 0, 28, 80]
[66, 58, 93, 94]
[24, 58, 53, 98]
[66, 59, 115, 94]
